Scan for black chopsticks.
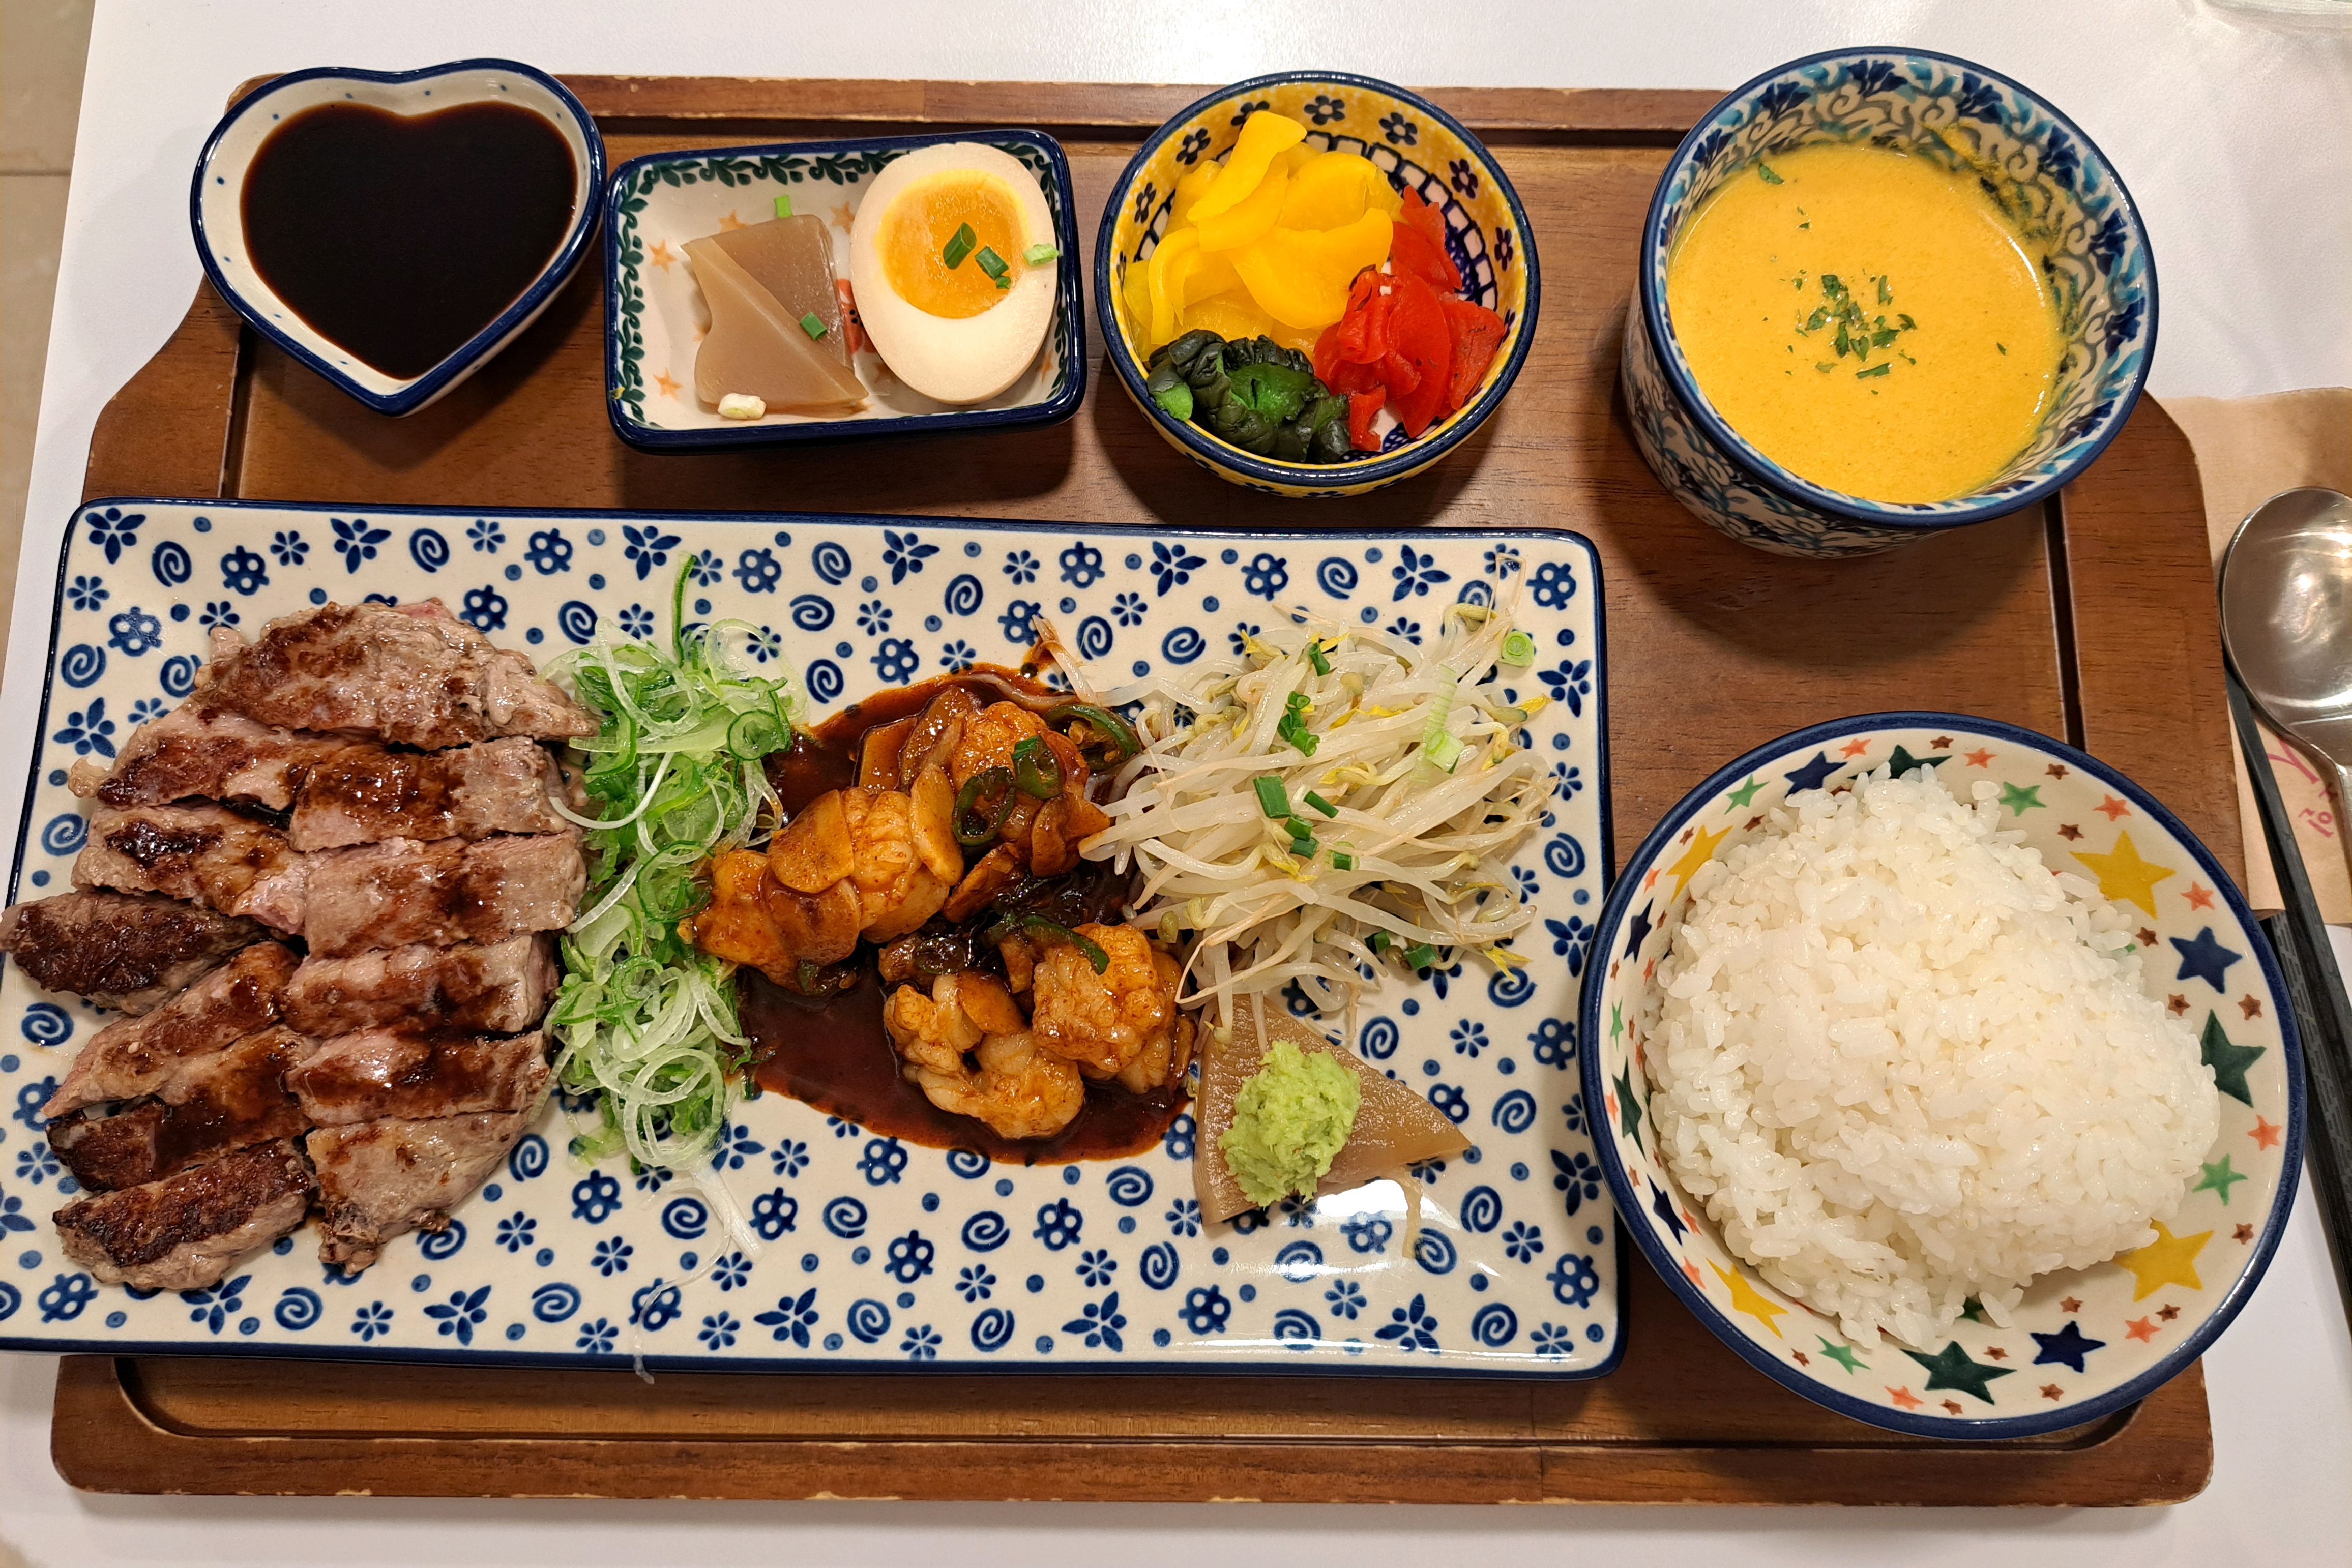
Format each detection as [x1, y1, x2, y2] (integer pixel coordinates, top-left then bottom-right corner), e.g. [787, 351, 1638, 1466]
[2225, 668, 2352, 1313]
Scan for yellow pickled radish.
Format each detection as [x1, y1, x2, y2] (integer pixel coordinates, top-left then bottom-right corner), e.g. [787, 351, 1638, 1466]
[1184, 249, 1242, 308]
[1194, 162, 1290, 252]
[1279, 151, 1402, 231]
[1190, 111, 1307, 222]
[1145, 225, 1200, 348]
[1181, 288, 1319, 355]
[1169, 161, 1219, 228]
[1180, 287, 1277, 343]
[1233, 208, 1394, 329]
[1123, 255, 1154, 343]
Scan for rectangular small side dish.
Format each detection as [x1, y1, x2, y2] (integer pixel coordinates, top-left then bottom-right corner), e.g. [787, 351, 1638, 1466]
[604, 130, 1087, 450]
[0, 499, 1615, 1378]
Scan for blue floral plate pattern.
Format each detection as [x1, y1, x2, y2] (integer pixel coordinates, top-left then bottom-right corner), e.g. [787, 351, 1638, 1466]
[0, 499, 1618, 1378]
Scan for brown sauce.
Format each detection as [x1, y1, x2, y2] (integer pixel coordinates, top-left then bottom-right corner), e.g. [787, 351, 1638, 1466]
[744, 670, 1187, 1163]
[240, 100, 577, 379]
[743, 971, 1186, 1165]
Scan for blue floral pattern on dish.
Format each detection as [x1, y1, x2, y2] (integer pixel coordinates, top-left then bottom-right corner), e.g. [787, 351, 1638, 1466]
[0, 501, 1613, 1377]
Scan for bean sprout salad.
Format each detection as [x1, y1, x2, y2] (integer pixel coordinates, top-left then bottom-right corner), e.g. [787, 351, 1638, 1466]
[1074, 597, 1553, 1027]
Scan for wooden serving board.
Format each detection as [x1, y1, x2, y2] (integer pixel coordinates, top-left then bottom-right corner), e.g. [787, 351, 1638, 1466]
[49, 76, 2231, 1505]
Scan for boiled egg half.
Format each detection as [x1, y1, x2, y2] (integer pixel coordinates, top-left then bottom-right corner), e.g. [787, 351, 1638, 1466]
[850, 142, 1057, 404]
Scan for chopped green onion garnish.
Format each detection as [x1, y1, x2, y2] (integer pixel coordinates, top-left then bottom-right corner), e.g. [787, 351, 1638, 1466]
[1425, 731, 1465, 772]
[1500, 629, 1536, 666]
[1368, 930, 1391, 955]
[1405, 942, 1439, 970]
[1254, 775, 1290, 818]
[942, 223, 977, 269]
[1289, 833, 1317, 859]
[975, 246, 1011, 289]
[1304, 791, 1337, 818]
[1276, 691, 1318, 757]
[1306, 639, 1332, 676]
[799, 312, 827, 340]
[1023, 243, 1060, 265]
[1331, 851, 1356, 871]
[773, 193, 793, 218]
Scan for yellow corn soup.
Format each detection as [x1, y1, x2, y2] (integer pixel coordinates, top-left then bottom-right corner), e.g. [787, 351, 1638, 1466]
[1664, 142, 2063, 503]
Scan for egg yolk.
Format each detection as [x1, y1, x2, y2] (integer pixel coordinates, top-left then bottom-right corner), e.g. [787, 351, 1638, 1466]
[878, 172, 1028, 319]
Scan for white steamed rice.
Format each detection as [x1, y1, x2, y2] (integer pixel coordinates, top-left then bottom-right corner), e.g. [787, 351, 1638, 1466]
[1641, 766, 2219, 1348]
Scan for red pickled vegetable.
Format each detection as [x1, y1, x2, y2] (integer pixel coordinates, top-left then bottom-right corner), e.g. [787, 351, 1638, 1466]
[1388, 221, 1460, 292]
[1346, 388, 1387, 451]
[1439, 294, 1507, 411]
[1399, 187, 1448, 250]
[1383, 273, 1452, 437]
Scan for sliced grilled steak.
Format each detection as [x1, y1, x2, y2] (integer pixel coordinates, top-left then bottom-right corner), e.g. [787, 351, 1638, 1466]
[0, 890, 266, 1013]
[72, 804, 308, 930]
[301, 832, 584, 957]
[53, 1139, 313, 1291]
[289, 1028, 548, 1126]
[68, 704, 343, 811]
[309, 1101, 544, 1273]
[48, 1024, 316, 1190]
[281, 933, 556, 1036]
[43, 942, 298, 1118]
[197, 600, 593, 749]
[288, 737, 567, 851]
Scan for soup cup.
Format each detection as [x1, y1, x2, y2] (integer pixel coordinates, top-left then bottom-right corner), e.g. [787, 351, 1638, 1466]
[1582, 713, 2301, 1437]
[1095, 71, 1538, 498]
[1621, 49, 2156, 557]
[192, 58, 605, 416]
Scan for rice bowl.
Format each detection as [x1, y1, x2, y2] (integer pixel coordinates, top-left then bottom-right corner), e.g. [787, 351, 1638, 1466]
[1640, 766, 2218, 1348]
[1585, 713, 2301, 1438]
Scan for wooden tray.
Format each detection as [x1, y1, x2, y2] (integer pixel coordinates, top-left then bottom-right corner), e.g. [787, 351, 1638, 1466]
[50, 76, 2231, 1505]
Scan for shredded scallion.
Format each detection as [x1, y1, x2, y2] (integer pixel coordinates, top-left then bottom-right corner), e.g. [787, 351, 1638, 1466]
[545, 565, 804, 1174]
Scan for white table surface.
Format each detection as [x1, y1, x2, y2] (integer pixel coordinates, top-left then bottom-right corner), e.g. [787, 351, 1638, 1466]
[6, 1, 2350, 1561]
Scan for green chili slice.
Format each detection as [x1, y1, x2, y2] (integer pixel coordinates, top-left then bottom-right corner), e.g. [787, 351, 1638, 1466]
[954, 766, 1016, 846]
[1048, 701, 1142, 762]
[1009, 735, 1062, 800]
[994, 914, 1109, 974]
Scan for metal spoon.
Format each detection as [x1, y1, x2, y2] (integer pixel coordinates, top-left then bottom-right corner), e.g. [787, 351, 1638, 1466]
[2221, 486, 2352, 874]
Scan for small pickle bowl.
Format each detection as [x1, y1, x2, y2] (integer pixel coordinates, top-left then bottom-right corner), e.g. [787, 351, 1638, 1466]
[1621, 49, 2156, 557]
[602, 129, 1086, 451]
[1094, 71, 1538, 498]
[1581, 713, 2302, 1438]
[191, 58, 605, 417]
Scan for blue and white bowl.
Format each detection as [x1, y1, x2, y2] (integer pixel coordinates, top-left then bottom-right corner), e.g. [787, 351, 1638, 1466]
[1096, 72, 1538, 498]
[1583, 714, 2301, 1438]
[191, 59, 605, 417]
[1620, 49, 2156, 557]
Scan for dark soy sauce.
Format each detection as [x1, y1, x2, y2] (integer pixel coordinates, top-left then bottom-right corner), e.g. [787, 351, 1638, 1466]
[746, 673, 1189, 1164]
[241, 100, 577, 380]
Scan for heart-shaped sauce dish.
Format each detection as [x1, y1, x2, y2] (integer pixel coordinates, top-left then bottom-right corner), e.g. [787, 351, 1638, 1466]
[192, 58, 605, 415]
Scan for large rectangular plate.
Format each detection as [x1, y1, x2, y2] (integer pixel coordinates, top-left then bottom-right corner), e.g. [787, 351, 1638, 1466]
[0, 500, 1615, 1377]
